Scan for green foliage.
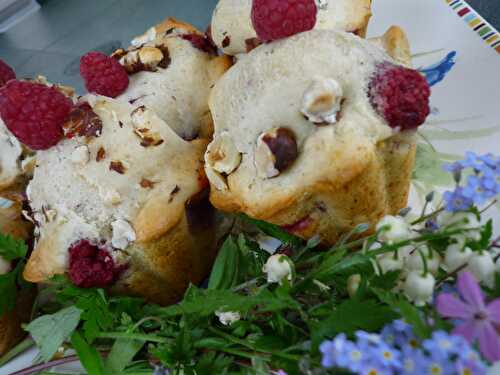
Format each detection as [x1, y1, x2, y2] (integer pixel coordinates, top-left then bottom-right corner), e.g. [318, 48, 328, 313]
[25, 306, 82, 363]
[0, 232, 28, 261]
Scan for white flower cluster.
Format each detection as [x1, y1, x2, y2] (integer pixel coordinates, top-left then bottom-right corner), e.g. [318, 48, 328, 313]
[370, 213, 498, 306]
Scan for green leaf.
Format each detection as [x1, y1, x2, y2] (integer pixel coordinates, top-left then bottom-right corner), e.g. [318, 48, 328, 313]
[26, 306, 82, 362]
[240, 214, 302, 248]
[0, 262, 22, 314]
[71, 331, 105, 375]
[311, 299, 398, 348]
[0, 232, 28, 261]
[208, 236, 241, 290]
[313, 252, 372, 281]
[194, 352, 231, 375]
[372, 288, 431, 339]
[105, 339, 144, 375]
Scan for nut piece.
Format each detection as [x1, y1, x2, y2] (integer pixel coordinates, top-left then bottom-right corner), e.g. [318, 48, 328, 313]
[131, 27, 157, 48]
[119, 46, 168, 74]
[100, 188, 122, 206]
[206, 132, 242, 175]
[111, 219, 136, 250]
[301, 77, 344, 125]
[255, 128, 298, 179]
[71, 145, 90, 165]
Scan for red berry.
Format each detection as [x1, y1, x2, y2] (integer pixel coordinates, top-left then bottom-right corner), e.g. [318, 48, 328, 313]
[181, 33, 218, 55]
[68, 240, 122, 288]
[80, 51, 129, 98]
[0, 80, 73, 150]
[0, 59, 15, 87]
[251, 0, 317, 42]
[368, 63, 431, 130]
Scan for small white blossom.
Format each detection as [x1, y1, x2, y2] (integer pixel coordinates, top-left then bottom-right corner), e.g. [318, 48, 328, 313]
[263, 254, 292, 284]
[376, 215, 410, 244]
[347, 274, 361, 297]
[444, 244, 473, 272]
[0, 256, 11, 275]
[377, 254, 404, 274]
[404, 271, 435, 306]
[467, 252, 495, 288]
[405, 246, 441, 276]
[215, 311, 241, 326]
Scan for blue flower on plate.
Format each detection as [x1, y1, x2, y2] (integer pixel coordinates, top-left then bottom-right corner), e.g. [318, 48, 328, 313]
[443, 188, 473, 212]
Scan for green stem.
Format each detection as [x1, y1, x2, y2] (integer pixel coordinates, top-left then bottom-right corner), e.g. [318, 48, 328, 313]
[96, 332, 168, 343]
[0, 337, 35, 367]
[208, 327, 304, 362]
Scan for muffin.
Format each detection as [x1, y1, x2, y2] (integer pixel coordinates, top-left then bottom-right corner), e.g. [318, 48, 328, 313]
[211, 0, 372, 55]
[114, 18, 232, 140]
[205, 28, 430, 245]
[23, 95, 217, 305]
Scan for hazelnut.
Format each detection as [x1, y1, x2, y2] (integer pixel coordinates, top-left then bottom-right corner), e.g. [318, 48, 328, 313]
[255, 128, 298, 179]
[111, 219, 136, 250]
[205, 165, 228, 191]
[119, 46, 166, 74]
[205, 132, 241, 175]
[138, 46, 164, 66]
[301, 77, 344, 125]
[131, 27, 157, 48]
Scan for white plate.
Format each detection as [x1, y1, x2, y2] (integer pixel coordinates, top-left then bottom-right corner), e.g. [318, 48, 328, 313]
[2, 0, 500, 373]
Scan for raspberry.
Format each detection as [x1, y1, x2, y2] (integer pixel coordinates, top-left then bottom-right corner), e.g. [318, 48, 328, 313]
[251, 0, 317, 42]
[0, 59, 15, 87]
[0, 80, 73, 150]
[181, 33, 218, 55]
[80, 51, 129, 98]
[68, 240, 122, 288]
[369, 63, 431, 130]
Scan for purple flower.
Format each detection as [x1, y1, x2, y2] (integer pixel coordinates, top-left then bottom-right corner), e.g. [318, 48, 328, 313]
[478, 153, 497, 169]
[272, 370, 287, 375]
[400, 346, 427, 375]
[381, 320, 416, 349]
[443, 161, 464, 174]
[422, 331, 468, 359]
[369, 342, 402, 370]
[436, 271, 500, 362]
[319, 335, 366, 372]
[462, 175, 492, 205]
[443, 188, 473, 212]
[456, 358, 487, 375]
[460, 151, 482, 169]
[423, 353, 455, 375]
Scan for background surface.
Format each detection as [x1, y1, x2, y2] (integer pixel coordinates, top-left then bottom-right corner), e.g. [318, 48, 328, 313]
[0, 0, 497, 93]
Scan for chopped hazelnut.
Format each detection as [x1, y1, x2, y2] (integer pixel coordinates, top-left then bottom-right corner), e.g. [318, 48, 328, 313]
[255, 128, 298, 178]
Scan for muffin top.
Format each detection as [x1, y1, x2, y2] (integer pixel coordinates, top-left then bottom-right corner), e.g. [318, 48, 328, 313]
[205, 30, 425, 217]
[211, 0, 372, 55]
[0, 119, 23, 191]
[116, 18, 231, 140]
[27, 95, 207, 279]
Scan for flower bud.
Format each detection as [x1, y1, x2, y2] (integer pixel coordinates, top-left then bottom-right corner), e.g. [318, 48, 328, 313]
[215, 311, 241, 326]
[347, 274, 361, 297]
[404, 271, 435, 306]
[444, 245, 473, 272]
[405, 246, 441, 276]
[376, 215, 410, 244]
[467, 252, 495, 288]
[263, 254, 293, 284]
[377, 254, 404, 274]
